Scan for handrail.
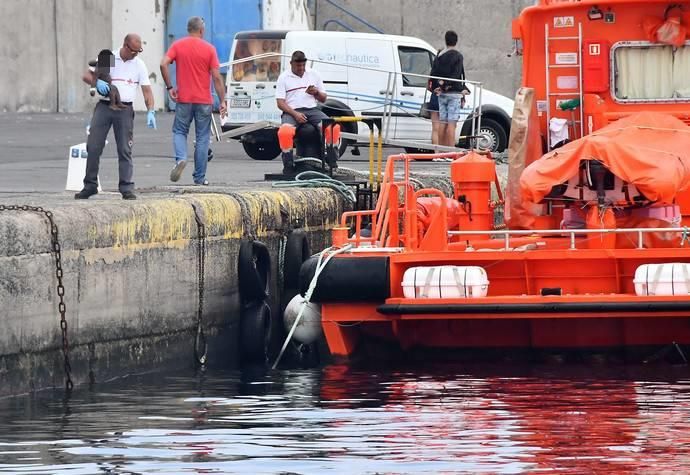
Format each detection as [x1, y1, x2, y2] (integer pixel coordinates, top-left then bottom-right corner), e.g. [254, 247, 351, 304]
[448, 226, 690, 250]
[221, 51, 486, 149]
[321, 0, 385, 34]
[322, 19, 355, 32]
[341, 152, 472, 249]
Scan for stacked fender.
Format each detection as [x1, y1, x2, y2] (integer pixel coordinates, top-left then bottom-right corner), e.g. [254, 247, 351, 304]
[237, 240, 272, 363]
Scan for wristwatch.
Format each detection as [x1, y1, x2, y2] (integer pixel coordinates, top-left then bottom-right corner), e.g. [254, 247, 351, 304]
[166, 85, 173, 90]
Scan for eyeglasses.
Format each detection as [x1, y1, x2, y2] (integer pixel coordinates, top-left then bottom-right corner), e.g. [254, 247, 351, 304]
[126, 43, 143, 54]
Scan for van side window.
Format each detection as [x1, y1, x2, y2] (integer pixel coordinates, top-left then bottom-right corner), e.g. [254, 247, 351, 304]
[232, 38, 283, 82]
[614, 43, 690, 101]
[398, 46, 434, 88]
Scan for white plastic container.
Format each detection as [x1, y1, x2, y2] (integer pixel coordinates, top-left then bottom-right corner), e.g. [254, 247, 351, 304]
[65, 142, 101, 192]
[402, 265, 489, 299]
[633, 263, 690, 296]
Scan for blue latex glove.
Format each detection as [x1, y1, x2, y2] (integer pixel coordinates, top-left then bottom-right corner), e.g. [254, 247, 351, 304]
[146, 110, 157, 129]
[95, 79, 110, 96]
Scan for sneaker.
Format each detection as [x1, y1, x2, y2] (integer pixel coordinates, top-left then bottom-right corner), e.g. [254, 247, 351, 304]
[169, 160, 186, 182]
[74, 188, 98, 199]
[194, 179, 209, 186]
[121, 191, 137, 200]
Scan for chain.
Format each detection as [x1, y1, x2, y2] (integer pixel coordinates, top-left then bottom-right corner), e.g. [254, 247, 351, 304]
[0, 204, 73, 390]
[192, 206, 208, 366]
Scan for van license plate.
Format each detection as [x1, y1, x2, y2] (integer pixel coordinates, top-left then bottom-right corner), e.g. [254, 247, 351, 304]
[230, 97, 251, 108]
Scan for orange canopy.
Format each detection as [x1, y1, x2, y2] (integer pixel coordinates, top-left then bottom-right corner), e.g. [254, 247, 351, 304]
[520, 112, 690, 205]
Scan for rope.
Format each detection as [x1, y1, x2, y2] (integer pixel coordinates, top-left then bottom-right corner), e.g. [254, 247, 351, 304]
[278, 234, 287, 288]
[272, 170, 357, 203]
[271, 243, 353, 369]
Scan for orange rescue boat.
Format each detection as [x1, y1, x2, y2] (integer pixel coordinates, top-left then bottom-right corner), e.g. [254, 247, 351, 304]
[297, 0, 690, 359]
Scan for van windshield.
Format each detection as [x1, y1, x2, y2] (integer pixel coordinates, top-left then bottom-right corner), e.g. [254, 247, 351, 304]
[232, 39, 283, 82]
[614, 43, 690, 101]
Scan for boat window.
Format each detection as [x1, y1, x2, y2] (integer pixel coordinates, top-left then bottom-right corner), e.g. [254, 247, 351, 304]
[614, 44, 690, 100]
[232, 39, 283, 82]
[398, 46, 434, 88]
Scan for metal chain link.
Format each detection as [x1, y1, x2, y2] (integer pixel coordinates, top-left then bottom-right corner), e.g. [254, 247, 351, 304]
[0, 204, 73, 390]
[193, 207, 208, 366]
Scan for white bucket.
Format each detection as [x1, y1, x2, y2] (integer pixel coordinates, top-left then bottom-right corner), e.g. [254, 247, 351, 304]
[402, 265, 489, 299]
[633, 263, 690, 296]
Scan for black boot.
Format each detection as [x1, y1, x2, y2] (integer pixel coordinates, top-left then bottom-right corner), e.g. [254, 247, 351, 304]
[281, 151, 295, 175]
[74, 187, 98, 199]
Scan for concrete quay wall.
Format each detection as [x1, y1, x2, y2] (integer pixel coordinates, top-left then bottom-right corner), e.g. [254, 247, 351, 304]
[0, 189, 345, 397]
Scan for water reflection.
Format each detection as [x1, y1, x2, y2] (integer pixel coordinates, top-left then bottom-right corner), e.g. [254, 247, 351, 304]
[0, 363, 689, 473]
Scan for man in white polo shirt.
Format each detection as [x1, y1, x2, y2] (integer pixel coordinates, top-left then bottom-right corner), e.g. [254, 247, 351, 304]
[275, 50, 329, 173]
[75, 33, 156, 200]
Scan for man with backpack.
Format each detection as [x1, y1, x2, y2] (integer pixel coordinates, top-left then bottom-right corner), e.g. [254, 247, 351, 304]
[429, 30, 469, 147]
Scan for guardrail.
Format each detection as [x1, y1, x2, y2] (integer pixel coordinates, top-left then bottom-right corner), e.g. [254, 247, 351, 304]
[448, 227, 690, 250]
[219, 52, 486, 152]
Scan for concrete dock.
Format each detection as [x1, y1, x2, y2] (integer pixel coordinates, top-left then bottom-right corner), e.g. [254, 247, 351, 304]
[1, 111, 433, 397]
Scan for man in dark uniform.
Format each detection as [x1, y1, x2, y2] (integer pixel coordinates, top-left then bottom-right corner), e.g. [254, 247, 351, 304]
[76, 33, 156, 200]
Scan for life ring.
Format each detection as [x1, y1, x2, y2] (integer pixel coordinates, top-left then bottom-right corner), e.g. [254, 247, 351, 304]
[238, 240, 271, 303]
[240, 300, 272, 363]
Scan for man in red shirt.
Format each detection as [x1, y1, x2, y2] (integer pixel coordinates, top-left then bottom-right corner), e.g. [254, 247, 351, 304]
[160, 16, 227, 185]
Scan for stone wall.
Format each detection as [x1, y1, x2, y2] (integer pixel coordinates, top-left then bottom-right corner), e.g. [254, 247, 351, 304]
[0, 189, 343, 396]
[0, 0, 112, 113]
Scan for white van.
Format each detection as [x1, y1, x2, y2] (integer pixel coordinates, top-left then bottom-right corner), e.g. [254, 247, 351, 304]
[222, 30, 514, 160]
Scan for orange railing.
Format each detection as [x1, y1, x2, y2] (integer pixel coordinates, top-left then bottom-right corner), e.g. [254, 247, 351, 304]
[340, 152, 470, 249]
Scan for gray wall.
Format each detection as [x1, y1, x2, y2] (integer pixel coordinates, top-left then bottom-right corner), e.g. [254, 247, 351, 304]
[313, 0, 535, 98]
[0, 0, 111, 113]
[1, 0, 532, 112]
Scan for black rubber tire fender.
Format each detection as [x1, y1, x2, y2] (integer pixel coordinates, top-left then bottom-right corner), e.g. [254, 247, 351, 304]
[240, 300, 272, 364]
[238, 240, 271, 303]
[279, 230, 310, 314]
[283, 229, 311, 290]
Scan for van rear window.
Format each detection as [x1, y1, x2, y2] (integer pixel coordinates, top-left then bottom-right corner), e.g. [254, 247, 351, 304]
[232, 39, 283, 82]
[614, 43, 690, 101]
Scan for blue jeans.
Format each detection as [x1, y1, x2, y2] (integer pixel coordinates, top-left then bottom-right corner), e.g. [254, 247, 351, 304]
[438, 93, 462, 122]
[172, 103, 212, 183]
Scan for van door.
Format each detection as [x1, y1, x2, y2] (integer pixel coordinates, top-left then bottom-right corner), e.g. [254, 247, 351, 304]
[226, 32, 285, 127]
[394, 45, 435, 142]
[345, 37, 397, 139]
[290, 33, 350, 115]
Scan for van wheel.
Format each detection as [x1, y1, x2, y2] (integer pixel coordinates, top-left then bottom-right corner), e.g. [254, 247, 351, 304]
[242, 141, 280, 160]
[475, 118, 508, 153]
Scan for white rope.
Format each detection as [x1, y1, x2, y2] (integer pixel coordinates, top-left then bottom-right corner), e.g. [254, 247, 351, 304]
[271, 243, 353, 369]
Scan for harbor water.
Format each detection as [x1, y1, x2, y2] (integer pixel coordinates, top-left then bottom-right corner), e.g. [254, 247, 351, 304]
[1, 361, 690, 474]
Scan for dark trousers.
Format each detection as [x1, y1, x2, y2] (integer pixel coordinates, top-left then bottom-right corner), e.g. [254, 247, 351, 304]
[281, 107, 329, 128]
[281, 108, 329, 158]
[85, 101, 135, 193]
